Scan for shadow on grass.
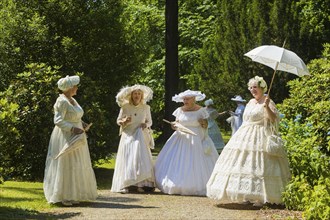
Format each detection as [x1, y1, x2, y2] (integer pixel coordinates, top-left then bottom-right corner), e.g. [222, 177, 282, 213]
[1, 186, 44, 195]
[94, 167, 113, 190]
[0, 206, 80, 220]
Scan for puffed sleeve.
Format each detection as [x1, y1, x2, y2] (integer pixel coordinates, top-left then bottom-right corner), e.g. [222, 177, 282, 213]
[268, 99, 278, 114]
[145, 105, 152, 127]
[200, 107, 210, 119]
[209, 109, 219, 120]
[116, 107, 125, 126]
[172, 107, 181, 119]
[53, 98, 73, 132]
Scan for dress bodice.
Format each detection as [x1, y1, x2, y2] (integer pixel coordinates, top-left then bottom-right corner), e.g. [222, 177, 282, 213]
[117, 103, 152, 134]
[173, 107, 209, 127]
[53, 94, 84, 131]
[243, 102, 265, 124]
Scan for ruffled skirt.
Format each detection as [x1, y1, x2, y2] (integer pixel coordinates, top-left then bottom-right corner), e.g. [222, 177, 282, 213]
[43, 124, 98, 203]
[206, 124, 291, 204]
[155, 130, 218, 196]
[111, 128, 155, 192]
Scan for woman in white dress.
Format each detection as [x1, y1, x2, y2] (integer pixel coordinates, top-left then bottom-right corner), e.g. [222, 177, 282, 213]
[43, 75, 98, 206]
[155, 90, 219, 196]
[207, 76, 290, 206]
[111, 85, 155, 193]
[204, 99, 225, 151]
[227, 95, 246, 135]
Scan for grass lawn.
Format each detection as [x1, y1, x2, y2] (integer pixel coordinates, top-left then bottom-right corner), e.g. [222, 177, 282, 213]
[0, 181, 53, 219]
[0, 133, 231, 219]
[0, 158, 116, 219]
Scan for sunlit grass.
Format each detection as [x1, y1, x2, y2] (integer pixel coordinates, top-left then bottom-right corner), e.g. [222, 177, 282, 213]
[0, 181, 51, 211]
[0, 181, 56, 219]
[95, 158, 115, 169]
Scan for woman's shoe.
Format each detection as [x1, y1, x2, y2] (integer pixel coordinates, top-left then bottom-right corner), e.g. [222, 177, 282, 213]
[120, 188, 129, 194]
[253, 201, 263, 207]
[143, 186, 155, 193]
[62, 201, 73, 206]
[238, 201, 250, 205]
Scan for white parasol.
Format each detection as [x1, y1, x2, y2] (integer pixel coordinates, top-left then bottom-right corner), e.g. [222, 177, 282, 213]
[244, 41, 310, 94]
[55, 123, 92, 159]
[163, 119, 197, 136]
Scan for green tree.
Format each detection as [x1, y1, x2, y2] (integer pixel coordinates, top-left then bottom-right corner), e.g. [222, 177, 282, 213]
[192, 0, 329, 119]
[0, 0, 145, 180]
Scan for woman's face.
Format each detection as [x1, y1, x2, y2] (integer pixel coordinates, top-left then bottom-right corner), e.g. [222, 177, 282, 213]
[249, 82, 263, 100]
[69, 85, 78, 96]
[131, 90, 143, 105]
[183, 96, 195, 107]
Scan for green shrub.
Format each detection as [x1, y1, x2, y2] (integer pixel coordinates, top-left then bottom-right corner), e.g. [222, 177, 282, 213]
[278, 44, 330, 220]
[0, 63, 61, 181]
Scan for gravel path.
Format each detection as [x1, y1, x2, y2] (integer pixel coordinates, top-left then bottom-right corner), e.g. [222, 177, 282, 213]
[46, 189, 302, 220]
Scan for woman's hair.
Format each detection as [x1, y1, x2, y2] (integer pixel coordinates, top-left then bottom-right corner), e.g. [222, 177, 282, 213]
[248, 76, 268, 93]
[129, 89, 144, 104]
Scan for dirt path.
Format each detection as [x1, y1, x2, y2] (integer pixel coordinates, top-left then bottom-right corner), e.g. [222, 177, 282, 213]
[45, 189, 302, 220]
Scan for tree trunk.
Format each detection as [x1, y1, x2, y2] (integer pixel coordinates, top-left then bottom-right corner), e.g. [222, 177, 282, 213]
[163, 0, 179, 141]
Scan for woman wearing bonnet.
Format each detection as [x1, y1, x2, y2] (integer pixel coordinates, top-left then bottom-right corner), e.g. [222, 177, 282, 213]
[204, 99, 225, 152]
[207, 76, 290, 207]
[43, 75, 97, 206]
[111, 85, 156, 193]
[155, 90, 219, 196]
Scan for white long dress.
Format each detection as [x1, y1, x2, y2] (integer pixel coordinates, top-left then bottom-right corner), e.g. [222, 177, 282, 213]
[111, 103, 155, 192]
[205, 107, 225, 151]
[43, 94, 98, 203]
[207, 100, 291, 204]
[155, 107, 219, 196]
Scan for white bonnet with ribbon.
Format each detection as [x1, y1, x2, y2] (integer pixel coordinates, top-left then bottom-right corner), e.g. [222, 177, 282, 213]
[57, 75, 80, 91]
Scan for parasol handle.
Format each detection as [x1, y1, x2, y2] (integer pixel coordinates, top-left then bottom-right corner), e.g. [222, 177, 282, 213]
[163, 119, 174, 124]
[267, 65, 278, 96]
[267, 39, 286, 96]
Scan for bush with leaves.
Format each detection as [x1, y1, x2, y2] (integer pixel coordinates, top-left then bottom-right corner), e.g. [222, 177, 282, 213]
[0, 63, 61, 180]
[0, 63, 113, 181]
[278, 44, 330, 220]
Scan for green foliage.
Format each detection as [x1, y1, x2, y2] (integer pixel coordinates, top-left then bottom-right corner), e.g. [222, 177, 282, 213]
[192, 0, 330, 119]
[278, 44, 330, 220]
[0, 64, 61, 180]
[120, 0, 166, 133]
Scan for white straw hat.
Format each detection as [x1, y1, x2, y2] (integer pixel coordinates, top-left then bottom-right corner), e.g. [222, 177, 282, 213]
[115, 84, 153, 107]
[172, 89, 206, 103]
[231, 95, 246, 102]
[57, 75, 80, 91]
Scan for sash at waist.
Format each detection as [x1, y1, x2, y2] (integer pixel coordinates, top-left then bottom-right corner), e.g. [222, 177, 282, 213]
[241, 119, 265, 126]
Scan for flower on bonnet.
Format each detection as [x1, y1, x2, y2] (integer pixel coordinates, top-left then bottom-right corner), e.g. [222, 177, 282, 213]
[248, 76, 268, 93]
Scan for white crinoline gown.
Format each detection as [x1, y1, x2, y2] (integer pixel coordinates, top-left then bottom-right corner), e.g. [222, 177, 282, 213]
[43, 94, 97, 203]
[155, 107, 219, 196]
[207, 100, 291, 204]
